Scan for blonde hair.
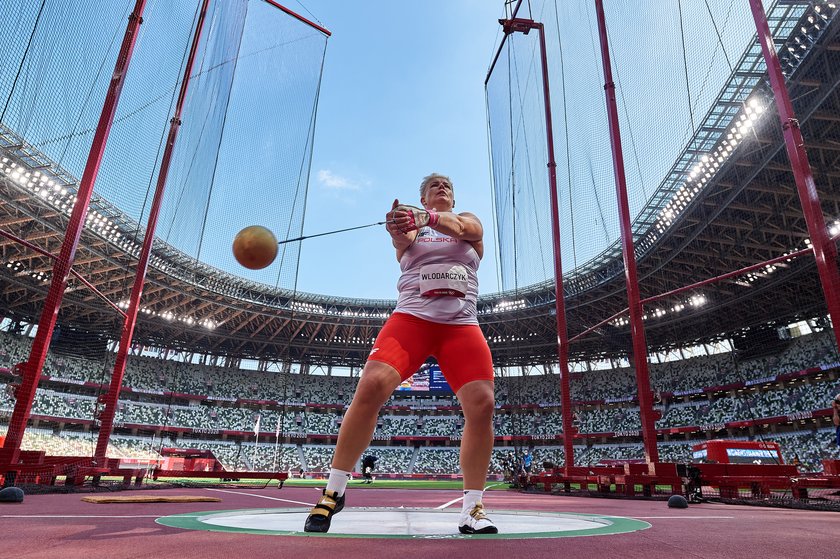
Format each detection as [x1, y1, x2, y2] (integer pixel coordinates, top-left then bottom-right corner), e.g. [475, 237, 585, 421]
[419, 173, 454, 199]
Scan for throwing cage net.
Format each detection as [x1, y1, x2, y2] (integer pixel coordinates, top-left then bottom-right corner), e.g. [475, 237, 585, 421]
[486, 0, 840, 508]
[0, 0, 327, 489]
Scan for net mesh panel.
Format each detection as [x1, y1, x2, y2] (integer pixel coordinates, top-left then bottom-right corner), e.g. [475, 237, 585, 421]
[487, 0, 761, 291]
[156, 0, 327, 290]
[487, 0, 840, 507]
[0, 0, 327, 487]
[0, 0, 325, 287]
[0, 0, 134, 161]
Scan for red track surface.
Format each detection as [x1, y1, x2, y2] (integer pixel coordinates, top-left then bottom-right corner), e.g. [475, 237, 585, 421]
[1, 486, 835, 558]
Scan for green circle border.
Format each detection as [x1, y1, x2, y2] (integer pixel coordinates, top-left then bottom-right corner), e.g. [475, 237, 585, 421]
[155, 507, 651, 539]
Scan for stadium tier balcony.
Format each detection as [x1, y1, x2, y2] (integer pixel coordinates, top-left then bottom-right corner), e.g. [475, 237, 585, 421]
[0, 332, 32, 367]
[304, 412, 340, 435]
[182, 440, 245, 471]
[657, 403, 700, 428]
[418, 416, 459, 437]
[235, 442, 300, 472]
[376, 416, 417, 437]
[361, 447, 413, 474]
[413, 448, 460, 474]
[774, 428, 840, 469]
[301, 444, 334, 473]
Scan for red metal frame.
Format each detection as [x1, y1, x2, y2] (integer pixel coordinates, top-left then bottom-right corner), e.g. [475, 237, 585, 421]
[485, 0, 525, 85]
[641, 246, 813, 305]
[594, 0, 658, 462]
[493, 16, 576, 473]
[569, 308, 629, 344]
[1, 0, 148, 472]
[749, 0, 840, 352]
[95, 0, 212, 460]
[571, 246, 814, 344]
[536, 20, 576, 474]
[261, 0, 331, 36]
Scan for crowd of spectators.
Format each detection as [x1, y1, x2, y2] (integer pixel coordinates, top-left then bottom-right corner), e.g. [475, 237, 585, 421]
[2, 425, 837, 475]
[2, 328, 840, 473]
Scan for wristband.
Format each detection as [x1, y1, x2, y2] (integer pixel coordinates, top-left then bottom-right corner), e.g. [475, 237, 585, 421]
[427, 209, 439, 227]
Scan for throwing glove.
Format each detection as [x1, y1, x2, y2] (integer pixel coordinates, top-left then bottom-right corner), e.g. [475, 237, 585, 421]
[395, 204, 437, 233]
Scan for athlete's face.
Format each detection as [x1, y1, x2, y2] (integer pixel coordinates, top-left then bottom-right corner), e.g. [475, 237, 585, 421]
[422, 179, 454, 211]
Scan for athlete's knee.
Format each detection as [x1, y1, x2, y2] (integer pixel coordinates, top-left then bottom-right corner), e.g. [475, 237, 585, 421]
[353, 363, 400, 407]
[466, 398, 495, 423]
[460, 383, 495, 422]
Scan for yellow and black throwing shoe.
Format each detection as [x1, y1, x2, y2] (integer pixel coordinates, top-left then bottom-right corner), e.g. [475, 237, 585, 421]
[303, 489, 346, 533]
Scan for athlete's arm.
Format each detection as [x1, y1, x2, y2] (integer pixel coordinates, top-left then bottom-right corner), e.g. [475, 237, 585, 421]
[393, 206, 484, 259]
[386, 199, 416, 261]
[429, 211, 484, 260]
[428, 211, 483, 243]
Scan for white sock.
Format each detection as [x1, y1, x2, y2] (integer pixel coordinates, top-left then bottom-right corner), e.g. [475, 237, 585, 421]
[326, 468, 352, 496]
[461, 489, 484, 514]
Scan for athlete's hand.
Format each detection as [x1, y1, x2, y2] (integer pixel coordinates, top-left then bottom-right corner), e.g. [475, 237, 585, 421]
[393, 203, 431, 233]
[386, 199, 409, 237]
[385, 199, 402, 236]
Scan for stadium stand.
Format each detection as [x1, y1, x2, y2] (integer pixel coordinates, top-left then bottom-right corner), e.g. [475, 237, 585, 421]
[2, 328, 839, 473]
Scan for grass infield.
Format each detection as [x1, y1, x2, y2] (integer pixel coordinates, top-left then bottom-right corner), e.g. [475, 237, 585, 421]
[282, 478, 513, 490]
[141, 476, 513, 491]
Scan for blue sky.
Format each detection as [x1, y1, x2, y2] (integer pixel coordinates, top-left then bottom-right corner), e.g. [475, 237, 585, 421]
[290, 1, 506, 299]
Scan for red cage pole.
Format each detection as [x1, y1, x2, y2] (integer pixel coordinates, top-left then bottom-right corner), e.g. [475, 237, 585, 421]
[262, 0, 331, 36]
[494, 17, 576, 473]
[0, 0, 148, 474]
[536, 20, 577, 474]
[749, 0, 840, 351]
[94, 0, 212, 461]
[593, 0, 659, 462]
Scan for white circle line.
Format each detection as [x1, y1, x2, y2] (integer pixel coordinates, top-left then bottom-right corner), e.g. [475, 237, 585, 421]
[635, 516, 734, 519]
[1, 514, 164, 518]
[195, 508, 614, 536]
[204, 488, 311, 506]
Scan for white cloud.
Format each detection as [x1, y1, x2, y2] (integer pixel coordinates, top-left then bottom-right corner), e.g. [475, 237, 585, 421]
[317, 169, 359, 191]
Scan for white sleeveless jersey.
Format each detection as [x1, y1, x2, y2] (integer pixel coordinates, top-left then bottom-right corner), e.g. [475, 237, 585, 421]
[393, 226, 480, 325]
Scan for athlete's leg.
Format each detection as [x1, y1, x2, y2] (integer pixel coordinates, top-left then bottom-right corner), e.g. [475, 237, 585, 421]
[435, 325, 497, 534]
[331, 360, 401, 471]
[305, 313, 427, 533]
[457, 379, 496, 490]
[332, 314, 428, 470]
[435, 324, 495, 490]
[456, 379, 497, 534]
[304, 361, 402, 532]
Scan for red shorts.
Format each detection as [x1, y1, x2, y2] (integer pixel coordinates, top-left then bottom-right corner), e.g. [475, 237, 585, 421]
[367, 312, 494, 394]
